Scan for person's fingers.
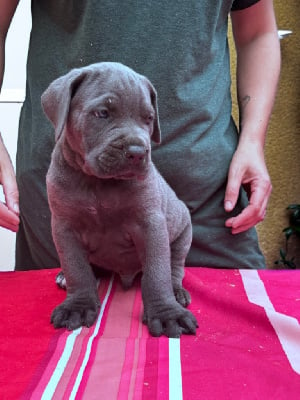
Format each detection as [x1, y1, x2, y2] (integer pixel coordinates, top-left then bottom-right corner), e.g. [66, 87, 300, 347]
[3, 182, 19, 215]
[0, 148, 19, 215]
[225, 178, 272, 233]
[224, 166, 242, 213]
[0, 201, 19, 232]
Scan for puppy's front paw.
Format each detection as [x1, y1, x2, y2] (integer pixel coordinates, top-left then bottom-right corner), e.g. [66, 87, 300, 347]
[144, 302, 198, 338]
[51, 294, 100, 330]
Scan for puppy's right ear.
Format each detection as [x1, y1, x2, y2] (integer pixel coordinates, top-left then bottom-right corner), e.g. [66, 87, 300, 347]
[41, 68, 87, 141]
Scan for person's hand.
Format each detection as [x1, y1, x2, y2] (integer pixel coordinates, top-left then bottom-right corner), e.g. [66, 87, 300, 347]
[224, 141, 272, 234]
[0, 133, 19, 232]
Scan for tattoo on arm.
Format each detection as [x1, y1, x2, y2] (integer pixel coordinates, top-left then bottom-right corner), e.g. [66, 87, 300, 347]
[239, 95, 251, 131]
[241, 95, 251, 109]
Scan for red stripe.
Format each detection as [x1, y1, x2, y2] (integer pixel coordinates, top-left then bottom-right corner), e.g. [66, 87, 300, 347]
[142, 338, 159, 399]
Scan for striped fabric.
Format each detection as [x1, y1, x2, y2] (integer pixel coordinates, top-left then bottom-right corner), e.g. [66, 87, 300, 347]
[0, 268, 300, 399]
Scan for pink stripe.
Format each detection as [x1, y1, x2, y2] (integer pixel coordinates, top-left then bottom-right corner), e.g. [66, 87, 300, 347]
[30, 330, 74, 399]
[117, 339, 137, 400]
[58, 326, 98, 400]
[128, 291, 149, 399]
[20, 331, 62, 400]
[133, 339, 148, 399]
[64, 279, 115, 399]
[117, 284, 145, 399]
[142, 338, 159, 399]
[100, 280, 138, 338]
[156, 337, 169, 400]
[97, 278, 117, 337]
[124, 286, 149, 399]
[126, 340, 145, 400]
[129, 282, 144, 338]
[80, 279, 140, 398]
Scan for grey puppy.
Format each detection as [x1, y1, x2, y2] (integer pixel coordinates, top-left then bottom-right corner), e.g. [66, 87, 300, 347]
[42, 62, 198, 337]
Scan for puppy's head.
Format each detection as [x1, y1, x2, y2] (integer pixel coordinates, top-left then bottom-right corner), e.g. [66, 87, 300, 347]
[41, 62, 161, 179]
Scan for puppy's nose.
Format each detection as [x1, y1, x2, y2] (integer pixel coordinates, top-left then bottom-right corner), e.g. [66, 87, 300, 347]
[125, 145, 148, 164]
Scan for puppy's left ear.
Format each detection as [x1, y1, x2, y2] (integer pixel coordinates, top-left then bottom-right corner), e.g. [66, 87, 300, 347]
[148, 83, 161, 144]
[41, 68, 87, 141]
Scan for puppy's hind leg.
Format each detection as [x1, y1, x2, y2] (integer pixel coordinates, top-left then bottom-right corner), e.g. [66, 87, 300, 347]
[170, 222, 192, 308]
[56, 271, 67, 290]
[55, 265, 111, 291]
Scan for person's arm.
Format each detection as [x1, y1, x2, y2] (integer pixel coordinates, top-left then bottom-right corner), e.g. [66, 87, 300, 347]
[225, 0, 280, 234]
[0, 0, 21, 232]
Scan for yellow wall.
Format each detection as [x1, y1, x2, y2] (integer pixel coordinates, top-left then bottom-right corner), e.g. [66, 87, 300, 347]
[229, 1, 300, 268]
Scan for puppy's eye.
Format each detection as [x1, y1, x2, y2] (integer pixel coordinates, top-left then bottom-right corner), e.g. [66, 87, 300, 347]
[93, 109, 109, 119]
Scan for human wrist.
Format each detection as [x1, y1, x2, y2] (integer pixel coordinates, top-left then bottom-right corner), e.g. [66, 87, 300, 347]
[236, 131, 266, 155]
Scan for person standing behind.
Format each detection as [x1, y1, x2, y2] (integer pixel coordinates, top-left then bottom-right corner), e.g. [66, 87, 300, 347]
[0, 0, 280, 270]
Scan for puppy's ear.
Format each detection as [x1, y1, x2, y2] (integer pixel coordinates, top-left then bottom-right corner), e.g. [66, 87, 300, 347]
[148, 83, 161, 144]
[41, 68, 87, 141]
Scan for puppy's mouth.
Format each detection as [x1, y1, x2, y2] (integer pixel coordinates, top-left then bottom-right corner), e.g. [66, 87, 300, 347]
[114, 171, 146, 181]
[83, 155, 149, 180]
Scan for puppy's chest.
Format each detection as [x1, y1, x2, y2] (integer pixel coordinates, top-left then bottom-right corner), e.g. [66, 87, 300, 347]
[75, 178, 142, 213]
[75, 190, 139, 250]
[65, 179, 151, 269]
[78, 193, 131, 231]
[78, 200, 142, 275]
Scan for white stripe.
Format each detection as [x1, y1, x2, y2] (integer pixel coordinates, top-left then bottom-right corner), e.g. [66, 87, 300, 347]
[69, 275, 114, 399]
[41, 327, 82, 400]
[41, 275, 114, 399]
[240, 270, 300, 375]
[169, 338, 183, 400]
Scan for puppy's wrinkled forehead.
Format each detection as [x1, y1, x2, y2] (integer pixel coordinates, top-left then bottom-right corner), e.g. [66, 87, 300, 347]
[75, 64, 152, 110]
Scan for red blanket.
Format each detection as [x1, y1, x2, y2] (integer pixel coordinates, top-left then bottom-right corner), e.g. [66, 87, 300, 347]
[0, 268, 299, 399]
